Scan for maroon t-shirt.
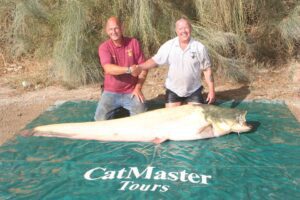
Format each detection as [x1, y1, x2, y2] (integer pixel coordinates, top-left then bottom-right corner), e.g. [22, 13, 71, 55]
[99, 37, 145, 93]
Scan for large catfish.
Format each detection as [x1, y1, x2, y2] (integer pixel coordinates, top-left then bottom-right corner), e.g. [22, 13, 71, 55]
[32, 104, 252, 144]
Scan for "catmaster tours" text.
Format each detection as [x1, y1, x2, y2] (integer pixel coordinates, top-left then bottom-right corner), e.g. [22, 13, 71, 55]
[84, 166, 212, 192]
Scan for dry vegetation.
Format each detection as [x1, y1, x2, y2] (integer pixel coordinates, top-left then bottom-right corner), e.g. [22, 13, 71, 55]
[0, 0, 299, 85]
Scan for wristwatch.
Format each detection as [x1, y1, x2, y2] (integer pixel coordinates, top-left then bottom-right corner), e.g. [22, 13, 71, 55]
[126, 67, 131, 74]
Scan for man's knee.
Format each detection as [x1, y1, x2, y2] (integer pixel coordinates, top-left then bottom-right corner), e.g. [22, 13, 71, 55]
[130, 102, 146, 116]
[94, 102, 110, 121]
[94, 111, 107, 121]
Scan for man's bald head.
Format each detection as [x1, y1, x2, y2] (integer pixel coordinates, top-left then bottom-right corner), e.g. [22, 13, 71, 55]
[105, 16, 124, 44]
[106, 16, 122, 29]
[175, 17, 192, 30]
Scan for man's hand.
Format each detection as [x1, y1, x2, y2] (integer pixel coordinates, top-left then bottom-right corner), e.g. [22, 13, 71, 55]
[130, 65, 142, 77]
[203, 68, 216, 104]
[206, 90, 215, 104]
[131, 86, 145, 103]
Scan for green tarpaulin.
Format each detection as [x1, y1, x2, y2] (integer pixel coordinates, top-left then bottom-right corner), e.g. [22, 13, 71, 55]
[0, 100, 299, 199]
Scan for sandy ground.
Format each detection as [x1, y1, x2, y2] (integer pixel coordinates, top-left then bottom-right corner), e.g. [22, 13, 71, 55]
[0, 66, 299, 146]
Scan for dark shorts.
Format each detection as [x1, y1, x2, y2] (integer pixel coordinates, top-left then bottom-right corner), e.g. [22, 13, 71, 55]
[165, 87, 205, 104]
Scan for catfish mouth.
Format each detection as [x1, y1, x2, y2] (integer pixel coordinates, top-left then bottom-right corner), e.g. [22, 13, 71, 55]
[232, 122, 252, 133]
[240, 122, 252, 132]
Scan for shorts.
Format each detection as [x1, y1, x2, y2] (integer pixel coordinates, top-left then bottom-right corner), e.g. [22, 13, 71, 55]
[165, 87, 205, 104]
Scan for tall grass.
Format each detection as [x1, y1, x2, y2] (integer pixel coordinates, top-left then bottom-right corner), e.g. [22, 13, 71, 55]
[9, 0, 56, 58]
[192, 24, 250, 82]
[52, 0, 93, 85]
[192, 0, 300, 80]
[126, 0, 159, 55]
[194, 0, 246, 36]
[0, 0, 15, 57]
[192, 0, 250, 81]
[278, 4, 300, 53]
[1, 0, 299, 86]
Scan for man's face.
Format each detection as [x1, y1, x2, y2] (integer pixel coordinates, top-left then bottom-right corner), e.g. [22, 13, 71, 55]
[175, 19, 191, 43]
[106, 19, 123, 42]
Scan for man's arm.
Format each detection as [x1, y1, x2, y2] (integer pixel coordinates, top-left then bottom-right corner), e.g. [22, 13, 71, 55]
[99, 42, 140, 76]
[102, 64, 140, 76]
[136, 70, 148, 89]
[132, 69, 148, 102]
[203, 67, 215, 104]
[138, 58, 158, 70]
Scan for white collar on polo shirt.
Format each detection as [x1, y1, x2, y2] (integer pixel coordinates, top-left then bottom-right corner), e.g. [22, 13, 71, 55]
[174, 37, 195, 51]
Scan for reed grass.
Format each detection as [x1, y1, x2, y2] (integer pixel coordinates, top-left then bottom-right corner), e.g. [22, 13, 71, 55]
[194, 0, 246, 36]
[278, 5, 300, 53]
[1, 0, 299, 86]
[192, 24, 249, 82]
[52, 0, 89, 85]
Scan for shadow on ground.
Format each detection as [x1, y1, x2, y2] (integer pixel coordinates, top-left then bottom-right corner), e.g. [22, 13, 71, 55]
[215, 85, 250, 108]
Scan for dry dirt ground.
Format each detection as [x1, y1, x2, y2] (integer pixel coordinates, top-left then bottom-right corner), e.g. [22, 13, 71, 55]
[0, 64, 299, 146]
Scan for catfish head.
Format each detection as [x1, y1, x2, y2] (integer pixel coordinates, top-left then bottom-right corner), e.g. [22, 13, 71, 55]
[229, 111, 252, 133]
[201, 105, 252, 137]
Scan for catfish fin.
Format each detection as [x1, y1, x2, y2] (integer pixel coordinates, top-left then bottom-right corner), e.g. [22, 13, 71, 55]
[198, 124, 215, 139]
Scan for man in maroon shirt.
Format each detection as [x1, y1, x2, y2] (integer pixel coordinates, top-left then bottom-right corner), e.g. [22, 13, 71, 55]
[94, 16, 148, 120]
